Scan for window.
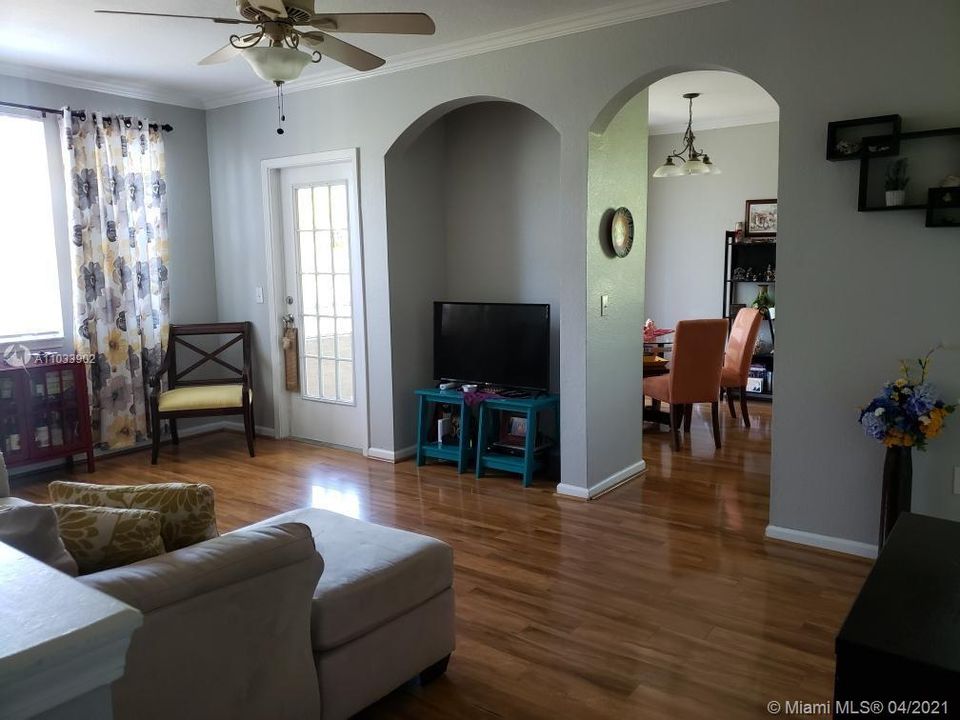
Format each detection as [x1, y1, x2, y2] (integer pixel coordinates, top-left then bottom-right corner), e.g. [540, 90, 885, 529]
[295, 182, 355, 403]
[0, 113, 64, 343]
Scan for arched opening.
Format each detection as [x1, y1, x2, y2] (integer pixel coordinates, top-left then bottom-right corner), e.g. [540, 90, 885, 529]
[585, 68, 781, 533]
[385, 99, 562, 457]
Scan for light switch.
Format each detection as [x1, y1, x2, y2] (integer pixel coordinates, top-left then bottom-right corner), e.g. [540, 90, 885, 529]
[600, 294, 610, 317]
[255, 286, 264, 304]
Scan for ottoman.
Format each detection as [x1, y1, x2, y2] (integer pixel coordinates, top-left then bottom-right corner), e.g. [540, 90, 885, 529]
[252, 508, 455, 720]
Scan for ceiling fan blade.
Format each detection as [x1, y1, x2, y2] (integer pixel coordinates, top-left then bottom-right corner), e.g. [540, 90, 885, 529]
[248, 0, 287, 20]
[198, 35, 257, 66]
[301, 32, 385, 72]
[307, 13, 436, 35]
[94, 10, 254, 25]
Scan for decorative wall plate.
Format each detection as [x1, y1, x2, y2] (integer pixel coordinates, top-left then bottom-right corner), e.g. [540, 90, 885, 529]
[610, 207, 634, 258]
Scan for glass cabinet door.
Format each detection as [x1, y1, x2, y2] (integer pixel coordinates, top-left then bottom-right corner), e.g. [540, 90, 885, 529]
[0, 373, 27, 462]
[27, 367, 82, 455]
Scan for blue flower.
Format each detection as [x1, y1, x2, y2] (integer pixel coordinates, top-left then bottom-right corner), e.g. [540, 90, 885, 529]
[906, 383, 937, 417]
[860, 411, 887, 440]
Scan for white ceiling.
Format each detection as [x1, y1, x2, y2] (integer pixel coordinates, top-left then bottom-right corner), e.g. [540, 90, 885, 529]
[647, 70, 778, 134]
[0, 0, 727, 108]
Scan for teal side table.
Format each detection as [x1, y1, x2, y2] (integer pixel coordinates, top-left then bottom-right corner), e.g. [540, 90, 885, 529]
[476, 394, 559, 487]
[415, 388, 473, 473]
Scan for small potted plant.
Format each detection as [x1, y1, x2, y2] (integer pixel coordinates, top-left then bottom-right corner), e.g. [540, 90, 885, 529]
[884, 158, 909, 207]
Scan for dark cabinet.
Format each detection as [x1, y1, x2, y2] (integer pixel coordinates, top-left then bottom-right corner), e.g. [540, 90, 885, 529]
[0, 362, 95, 472]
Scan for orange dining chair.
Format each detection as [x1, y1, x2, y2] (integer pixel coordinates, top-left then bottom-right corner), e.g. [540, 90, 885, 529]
[721, 308, 763, 428]
[642, 319, 727, 450]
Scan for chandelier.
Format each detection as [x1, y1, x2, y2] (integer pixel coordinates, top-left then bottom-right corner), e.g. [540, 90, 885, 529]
[652, 92, 721, 177]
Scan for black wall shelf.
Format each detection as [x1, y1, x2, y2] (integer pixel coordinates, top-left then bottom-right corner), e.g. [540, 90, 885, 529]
[927, 187, 960, 228]
[826, 114, 901, 161]
[827, 114, 960, 226]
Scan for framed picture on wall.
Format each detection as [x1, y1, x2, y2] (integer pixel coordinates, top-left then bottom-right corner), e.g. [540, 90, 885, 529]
[744, 199, 778, 238]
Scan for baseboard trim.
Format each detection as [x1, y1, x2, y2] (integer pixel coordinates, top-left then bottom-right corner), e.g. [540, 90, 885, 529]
[179, 421, 234, 438]
[765, 525, 878, 559]
[7, 420, 231, 476]
[220, 421, 276, 437]
[366, 445, 417, 463]
[557, 459, 647, 500]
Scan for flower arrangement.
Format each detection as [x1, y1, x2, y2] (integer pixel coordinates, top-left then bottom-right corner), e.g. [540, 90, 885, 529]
[643, 319, 673, 344]
[859, 349, 955, 449]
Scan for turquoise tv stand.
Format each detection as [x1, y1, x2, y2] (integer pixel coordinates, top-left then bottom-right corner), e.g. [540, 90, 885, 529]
[476, 394, 559, 487]
[415, 388, 474, 473]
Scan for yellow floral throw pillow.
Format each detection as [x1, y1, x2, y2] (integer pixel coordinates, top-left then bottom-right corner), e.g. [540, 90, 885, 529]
[52, 504, 165, 575]
[49, 481, 219, 551]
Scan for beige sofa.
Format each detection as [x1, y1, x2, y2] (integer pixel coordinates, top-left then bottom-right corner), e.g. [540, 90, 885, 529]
[2, 462, 455, 720]
[252, 508, 456, 720]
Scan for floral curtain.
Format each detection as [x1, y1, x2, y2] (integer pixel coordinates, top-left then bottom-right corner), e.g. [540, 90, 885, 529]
[60, 110, 170, 449]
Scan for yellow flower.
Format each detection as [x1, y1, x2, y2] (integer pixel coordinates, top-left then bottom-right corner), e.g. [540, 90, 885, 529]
[895, 378, 908, 388]
[106, 328, 128, 367]
[107, 415, 136, 448]
[883, 429, 903, 447]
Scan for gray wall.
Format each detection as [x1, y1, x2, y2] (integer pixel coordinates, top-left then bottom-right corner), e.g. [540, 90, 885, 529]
[204, 0, 960, 548]
[385, 119, 448, 451]
[385, 101, 561, 450]
[0, 74, 218, 329]
[442, 103, 561, 392]
[645, 122, 779, 327]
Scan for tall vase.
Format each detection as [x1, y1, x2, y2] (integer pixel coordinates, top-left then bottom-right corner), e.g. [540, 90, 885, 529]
[878, 446, 912, 547]
[0, 450, 8, 497]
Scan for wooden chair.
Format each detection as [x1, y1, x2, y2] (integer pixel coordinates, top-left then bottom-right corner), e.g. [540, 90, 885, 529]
[149, 322, 255, 464]
[721, 308, 763, 428]
[642, 319, 727, 450]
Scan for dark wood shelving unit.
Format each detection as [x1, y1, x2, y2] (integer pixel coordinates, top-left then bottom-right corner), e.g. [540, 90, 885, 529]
[722, 231, 775, 401]
[926, 187, 960, 228]
[826, 114, 901, 162]
[827, 113, 960, 226]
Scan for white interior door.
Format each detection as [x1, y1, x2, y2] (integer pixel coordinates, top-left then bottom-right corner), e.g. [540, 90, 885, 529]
[280, 161, 367, 450]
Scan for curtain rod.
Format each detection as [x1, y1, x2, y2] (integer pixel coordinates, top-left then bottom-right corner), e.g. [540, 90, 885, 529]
[0, 100, 173, 132]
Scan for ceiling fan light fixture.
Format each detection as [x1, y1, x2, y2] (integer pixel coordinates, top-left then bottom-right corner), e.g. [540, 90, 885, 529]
[242, 46, 313, 83]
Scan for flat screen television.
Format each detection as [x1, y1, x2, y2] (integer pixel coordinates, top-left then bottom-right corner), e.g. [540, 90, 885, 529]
[433, 302, 550, 392]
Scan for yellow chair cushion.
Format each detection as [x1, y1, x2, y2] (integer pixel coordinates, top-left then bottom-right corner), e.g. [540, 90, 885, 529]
[158, 384, 252, 412]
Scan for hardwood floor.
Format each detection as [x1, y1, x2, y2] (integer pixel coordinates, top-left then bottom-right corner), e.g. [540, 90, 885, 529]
[11, 402, 870, 719]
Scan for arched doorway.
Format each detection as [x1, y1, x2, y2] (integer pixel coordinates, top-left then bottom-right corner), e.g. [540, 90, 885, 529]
[584, 68, 781, 534]
[384, 99, 562, 459]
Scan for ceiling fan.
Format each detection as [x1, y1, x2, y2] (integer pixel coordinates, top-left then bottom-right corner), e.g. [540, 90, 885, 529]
[96, 0, 436, 132]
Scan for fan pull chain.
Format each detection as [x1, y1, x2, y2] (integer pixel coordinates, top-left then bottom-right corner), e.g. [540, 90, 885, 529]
[276, 81, 286, 135]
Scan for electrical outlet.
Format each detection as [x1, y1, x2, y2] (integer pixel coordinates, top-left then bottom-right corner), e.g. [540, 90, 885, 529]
[255, 286, 264, 304]
[600, 294, 610, 317]
[954, 467, 960, 495]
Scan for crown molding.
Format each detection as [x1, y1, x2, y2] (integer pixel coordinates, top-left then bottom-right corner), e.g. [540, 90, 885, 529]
[203, 0, 728, 109]
[649, 109, 780, 135]
[0, 60, 204, 110]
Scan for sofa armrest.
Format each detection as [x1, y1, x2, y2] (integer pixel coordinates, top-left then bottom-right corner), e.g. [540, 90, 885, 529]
[78, 522, 323, 613]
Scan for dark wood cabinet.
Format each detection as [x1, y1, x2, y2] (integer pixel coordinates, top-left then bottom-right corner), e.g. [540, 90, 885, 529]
[835, 513, 960, 717]
[0, 361, 95, 472]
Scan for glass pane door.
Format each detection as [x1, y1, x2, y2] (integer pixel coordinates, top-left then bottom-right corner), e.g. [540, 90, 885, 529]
[0, 373, 26, 462]
[294, 182, 355, 404]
